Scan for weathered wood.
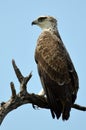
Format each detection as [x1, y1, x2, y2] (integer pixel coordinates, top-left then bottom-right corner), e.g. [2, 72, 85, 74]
[0, 60, 86, 125]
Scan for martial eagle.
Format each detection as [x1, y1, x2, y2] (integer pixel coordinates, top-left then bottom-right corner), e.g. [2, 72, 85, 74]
[32, 16, 79, 120]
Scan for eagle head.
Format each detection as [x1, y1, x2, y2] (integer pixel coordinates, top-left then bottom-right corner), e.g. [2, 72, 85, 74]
[32, 16, 57, 30]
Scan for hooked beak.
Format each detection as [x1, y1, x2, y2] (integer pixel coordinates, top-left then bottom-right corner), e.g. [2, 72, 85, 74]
[31, 20, 38, 25]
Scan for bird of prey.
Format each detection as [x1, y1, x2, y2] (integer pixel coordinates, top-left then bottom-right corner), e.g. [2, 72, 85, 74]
[32, 16, 79, 120]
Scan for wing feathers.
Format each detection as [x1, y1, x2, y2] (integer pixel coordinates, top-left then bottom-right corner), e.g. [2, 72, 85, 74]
[35, 30, 79, 120]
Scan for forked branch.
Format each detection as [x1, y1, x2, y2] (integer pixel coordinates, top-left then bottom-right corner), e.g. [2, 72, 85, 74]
[0, 60, 86, 125]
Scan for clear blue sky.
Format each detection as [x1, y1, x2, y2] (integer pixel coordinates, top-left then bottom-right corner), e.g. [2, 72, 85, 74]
[0, 0, 86, 129]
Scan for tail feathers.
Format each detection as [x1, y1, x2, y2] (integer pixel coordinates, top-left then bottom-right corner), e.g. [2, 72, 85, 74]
[54, 100, 63, 119]
[50, 101, 62, 120]
[46, 87, 62, 119]
[46, 86, 72, 120]
[62, 101, 71, 120]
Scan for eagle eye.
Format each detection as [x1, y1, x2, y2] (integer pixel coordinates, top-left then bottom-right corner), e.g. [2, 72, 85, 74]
[38, 17, 47, 22]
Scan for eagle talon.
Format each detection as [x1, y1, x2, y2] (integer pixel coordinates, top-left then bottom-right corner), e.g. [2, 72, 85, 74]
[32, 104, 39, 109]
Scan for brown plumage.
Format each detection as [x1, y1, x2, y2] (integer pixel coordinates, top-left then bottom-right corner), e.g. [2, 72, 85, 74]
[32, 16, 79, 120]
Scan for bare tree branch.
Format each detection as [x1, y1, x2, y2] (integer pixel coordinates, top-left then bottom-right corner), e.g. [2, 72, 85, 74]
[0, 60, 86, 125]
[72, 104, 86, 111]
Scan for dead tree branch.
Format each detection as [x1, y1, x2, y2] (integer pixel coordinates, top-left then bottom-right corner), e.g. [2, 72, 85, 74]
[0, 60, 86, 125]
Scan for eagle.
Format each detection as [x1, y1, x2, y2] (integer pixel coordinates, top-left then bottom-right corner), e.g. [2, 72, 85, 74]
[32, 16, 79, 120]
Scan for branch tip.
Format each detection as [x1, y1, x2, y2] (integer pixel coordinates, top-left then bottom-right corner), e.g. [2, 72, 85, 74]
[24, 72, 32, 85]
[72, 104, 86, 111]
[12, 59, 24, 83]
[12, 59, 15, 65]
[29, 71, 32, 78]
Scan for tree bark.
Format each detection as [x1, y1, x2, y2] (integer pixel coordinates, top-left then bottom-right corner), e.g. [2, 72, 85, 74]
[0, 60, 86, 125]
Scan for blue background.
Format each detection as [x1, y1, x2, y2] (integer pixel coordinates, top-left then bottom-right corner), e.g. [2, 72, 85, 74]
[0, 0, 86, 129]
